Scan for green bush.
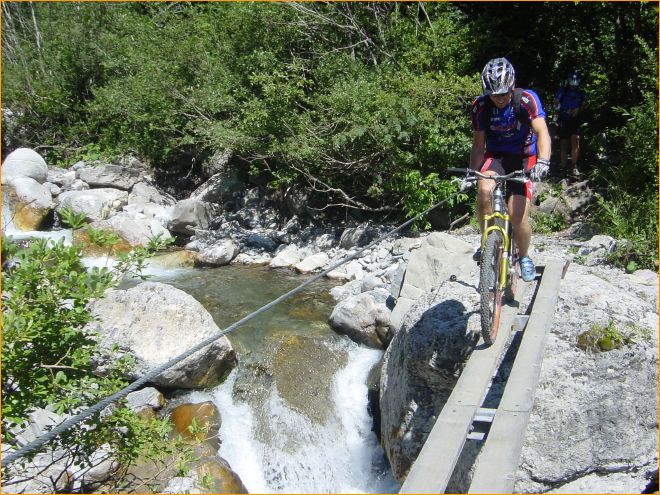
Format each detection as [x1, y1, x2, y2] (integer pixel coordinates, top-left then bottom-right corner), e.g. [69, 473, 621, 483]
[1, 236, 181, 483]
[590, 89, 659, 270]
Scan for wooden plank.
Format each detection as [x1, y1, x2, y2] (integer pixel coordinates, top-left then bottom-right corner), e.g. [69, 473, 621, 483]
[399, 277, 530, 494]
[468, 259, 564, 494]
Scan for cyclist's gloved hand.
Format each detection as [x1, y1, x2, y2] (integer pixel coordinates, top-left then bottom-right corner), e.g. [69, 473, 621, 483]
[530, 158, 550, 182]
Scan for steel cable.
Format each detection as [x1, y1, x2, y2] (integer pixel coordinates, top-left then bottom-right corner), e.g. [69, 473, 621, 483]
[2, 192, 460, 468]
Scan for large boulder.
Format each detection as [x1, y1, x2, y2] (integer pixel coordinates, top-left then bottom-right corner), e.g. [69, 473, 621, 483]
[389, 232, 476, 333]
[380, 278, 481, 481]
[56, 188, 128, 222]
[88, 212, 172, 248]
[86, 282, 236, 389]
[77, 163, 142, 191]
[168, 198, 215, 235]
[2, 177, 54, 231]
[1, 148, 48, 184]
[197, 240, 239, 266]
[190, 170, 244, 204]
[128, 182, 177, 208]
[328, 290, 391, 349]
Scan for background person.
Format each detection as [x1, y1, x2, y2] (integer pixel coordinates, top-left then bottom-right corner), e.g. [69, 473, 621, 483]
[554, 70, 588, 176]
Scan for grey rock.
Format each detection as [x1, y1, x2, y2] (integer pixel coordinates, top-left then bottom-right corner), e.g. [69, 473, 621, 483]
[126, 387, 165, 412]
[56, 188, 128, 222]
[340, 225, 374, 249]
[246, 232, 278, 251]
[128, 182, 176, 207]
[1, 148, 48, 184]
[390, 233, 475, 334]
[190, 170, 243, 204]
[168, 198, 214, 235]
[43, 181, 61, 197]
[2, 177, 54, 231]
[270, 244, 308, 269]
[328, 291, 391, 349]
[78, 163, 141, 191]
[295, 252, 330, 274]
[197, 239, 239, 266]
[361, 274, 384, 292]
[86, 282, 237, 389]
[90, 212, 172, 247]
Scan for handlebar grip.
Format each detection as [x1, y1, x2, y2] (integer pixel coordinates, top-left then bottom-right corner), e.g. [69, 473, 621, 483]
[446, 167, 470, 174]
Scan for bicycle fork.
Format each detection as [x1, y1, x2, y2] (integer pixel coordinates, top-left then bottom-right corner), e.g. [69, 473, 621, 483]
[481, 212, 512, 290]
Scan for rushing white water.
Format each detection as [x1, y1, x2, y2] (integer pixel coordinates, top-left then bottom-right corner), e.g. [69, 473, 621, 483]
[213, 343, 400, 494]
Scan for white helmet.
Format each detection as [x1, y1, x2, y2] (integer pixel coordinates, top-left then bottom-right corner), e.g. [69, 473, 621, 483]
[481, 57, 516, 95]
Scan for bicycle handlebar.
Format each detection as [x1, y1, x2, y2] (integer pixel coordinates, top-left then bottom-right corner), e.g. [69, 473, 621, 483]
[446, 167, 529, 183]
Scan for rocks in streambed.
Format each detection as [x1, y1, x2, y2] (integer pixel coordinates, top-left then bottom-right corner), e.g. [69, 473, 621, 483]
[295, 252, 330, 274]
[86, 282, 236, 389]
[168, 198, 216, 235]
[171, 401, 221, 448]
[77, 163, 142, 191]
[2, 177, 55, 231]
[328, 289, 392, 349]
[56, 188, 129, 222]
[126, 386, 166, 420]
[197, 239, 239, 266]
[1, 147, 49, 183]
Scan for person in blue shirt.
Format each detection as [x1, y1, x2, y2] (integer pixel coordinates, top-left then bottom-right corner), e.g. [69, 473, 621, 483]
[468, 57, 551, 282]
[554, 70, 587, 176]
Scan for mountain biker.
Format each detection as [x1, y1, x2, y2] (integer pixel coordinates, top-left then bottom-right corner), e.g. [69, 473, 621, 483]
[467, 57, 551, 283]
[554, 70, 587, 176]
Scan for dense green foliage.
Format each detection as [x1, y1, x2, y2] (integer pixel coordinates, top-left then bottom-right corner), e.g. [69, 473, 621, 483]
[1, 2, 657, 254]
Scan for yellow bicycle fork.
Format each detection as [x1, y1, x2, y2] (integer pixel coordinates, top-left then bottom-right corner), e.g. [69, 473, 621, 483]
[481, 212, 511, 290]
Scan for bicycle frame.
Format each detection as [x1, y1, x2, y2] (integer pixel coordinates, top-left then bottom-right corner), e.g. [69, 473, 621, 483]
[480, 186, 512, 291]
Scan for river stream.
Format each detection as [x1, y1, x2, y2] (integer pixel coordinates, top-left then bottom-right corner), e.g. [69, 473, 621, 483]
[140, 264, 400, 493]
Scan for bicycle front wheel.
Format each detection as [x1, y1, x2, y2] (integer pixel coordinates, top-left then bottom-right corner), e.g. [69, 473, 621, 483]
[480, 230, 504, 346]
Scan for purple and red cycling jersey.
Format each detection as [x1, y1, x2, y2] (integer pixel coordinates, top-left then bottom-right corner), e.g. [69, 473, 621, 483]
[470, 89, 546, 157]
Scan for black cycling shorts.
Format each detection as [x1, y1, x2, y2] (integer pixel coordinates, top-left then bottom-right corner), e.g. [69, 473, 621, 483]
[480, 153, 535, 201]
[558, 116, 581, 138]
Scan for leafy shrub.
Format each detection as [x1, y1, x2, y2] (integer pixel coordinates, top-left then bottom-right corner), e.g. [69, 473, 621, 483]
[58, 206, 88, 229]
[530, 211, 567, 234]
[1, 235, 182, 485]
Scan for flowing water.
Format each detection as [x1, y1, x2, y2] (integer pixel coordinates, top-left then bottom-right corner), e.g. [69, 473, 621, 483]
[142, 264, 400, 493]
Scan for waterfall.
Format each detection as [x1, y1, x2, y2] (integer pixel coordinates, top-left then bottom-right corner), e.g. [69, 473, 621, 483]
[213, 343, 400, 494]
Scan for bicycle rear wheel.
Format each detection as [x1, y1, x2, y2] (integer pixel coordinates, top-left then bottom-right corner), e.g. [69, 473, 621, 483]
[479, 230, 504, 346]
[505, 236, 520, 301]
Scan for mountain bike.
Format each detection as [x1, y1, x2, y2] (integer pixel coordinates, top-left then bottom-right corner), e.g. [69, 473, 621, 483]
[448, 168, 530, 345]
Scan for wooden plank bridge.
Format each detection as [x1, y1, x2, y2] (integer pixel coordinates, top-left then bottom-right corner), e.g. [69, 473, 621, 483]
[399, 259, 566, 494]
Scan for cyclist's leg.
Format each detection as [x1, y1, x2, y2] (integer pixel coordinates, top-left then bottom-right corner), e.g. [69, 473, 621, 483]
[504, 155, 533, 258]
[571, 132, 581, 174]
[508, 193, 531, 257]
[476, 155, 504, 228]
[558, 119, 570, 171]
